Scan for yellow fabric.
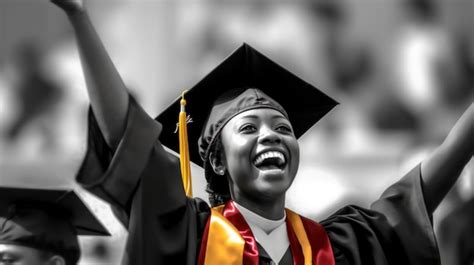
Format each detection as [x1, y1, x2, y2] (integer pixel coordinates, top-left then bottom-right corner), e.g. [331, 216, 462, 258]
[179, 92, 192, 196]
[205, 206, 314, 264]
[286, 209, 312, 265]
[205, 206, 245, 265]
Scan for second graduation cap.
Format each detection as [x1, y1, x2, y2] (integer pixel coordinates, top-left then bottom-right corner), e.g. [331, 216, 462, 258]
[0, 187, 110, 263]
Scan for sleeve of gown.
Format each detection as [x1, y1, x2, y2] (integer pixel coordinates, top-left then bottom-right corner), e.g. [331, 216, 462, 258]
[322, 164, 440, 265]
[75, 96, 166, 225]
[75, 96, 210, 265]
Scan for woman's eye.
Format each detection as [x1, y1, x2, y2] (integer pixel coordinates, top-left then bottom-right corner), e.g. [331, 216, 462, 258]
[275, 125, 292, 133]
[239, 124, 256, 133]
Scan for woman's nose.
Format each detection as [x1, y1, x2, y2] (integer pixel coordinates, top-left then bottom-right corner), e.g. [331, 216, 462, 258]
[258, 126, 281, 144]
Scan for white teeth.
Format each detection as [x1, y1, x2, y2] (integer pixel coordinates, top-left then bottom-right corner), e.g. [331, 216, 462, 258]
[254, 151, 286, 166]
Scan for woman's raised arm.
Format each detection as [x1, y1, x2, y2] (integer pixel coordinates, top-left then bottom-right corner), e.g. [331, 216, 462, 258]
[421, 103, 473, 214]
[51, 0, 129, 150]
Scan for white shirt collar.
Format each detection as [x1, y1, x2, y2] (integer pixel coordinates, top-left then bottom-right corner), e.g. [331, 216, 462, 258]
[233, 202, 290, 263]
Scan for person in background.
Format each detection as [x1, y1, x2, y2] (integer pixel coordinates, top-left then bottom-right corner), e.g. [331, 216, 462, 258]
[0, 187, 109, 265]
[4, 43, 63, 150]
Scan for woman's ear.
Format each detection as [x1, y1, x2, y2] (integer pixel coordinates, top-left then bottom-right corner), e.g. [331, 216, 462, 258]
[46, 255, 66, 265]
[209, 151, 226, 176]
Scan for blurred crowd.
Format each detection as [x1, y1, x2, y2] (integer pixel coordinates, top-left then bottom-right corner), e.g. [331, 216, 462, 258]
[0, 0, 472, 264]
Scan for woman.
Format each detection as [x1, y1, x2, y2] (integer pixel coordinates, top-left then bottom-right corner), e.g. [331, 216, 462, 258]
[51, 1, 472, 264]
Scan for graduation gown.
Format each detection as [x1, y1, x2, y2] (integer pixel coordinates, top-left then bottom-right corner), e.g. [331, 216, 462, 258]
[76, 98, 440, 265]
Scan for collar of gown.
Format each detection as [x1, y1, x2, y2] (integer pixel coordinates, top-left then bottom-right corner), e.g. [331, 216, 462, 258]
[233, 202, 290, 263]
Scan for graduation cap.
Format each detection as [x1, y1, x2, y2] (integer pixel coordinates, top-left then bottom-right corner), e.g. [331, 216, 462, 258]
[155, 43, 338, 197]
[0, 187, 110, 262]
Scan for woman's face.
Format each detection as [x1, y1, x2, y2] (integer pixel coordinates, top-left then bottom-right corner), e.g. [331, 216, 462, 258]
[219, 108, 299, 203]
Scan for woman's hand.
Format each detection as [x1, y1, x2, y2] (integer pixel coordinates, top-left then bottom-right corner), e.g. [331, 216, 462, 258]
[51, 0, 85, 14]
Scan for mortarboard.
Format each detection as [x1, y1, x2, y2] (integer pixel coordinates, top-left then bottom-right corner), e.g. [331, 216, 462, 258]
[0, 187, 110, 262]
[155, 43, 338, 196]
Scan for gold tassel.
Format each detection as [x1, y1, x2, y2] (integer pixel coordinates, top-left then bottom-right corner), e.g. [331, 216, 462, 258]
[179, 90, 193, 197]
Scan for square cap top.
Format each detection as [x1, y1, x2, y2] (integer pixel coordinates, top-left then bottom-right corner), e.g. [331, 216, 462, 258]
[156, 43, 338, 168]
[0, 187, 110, 237]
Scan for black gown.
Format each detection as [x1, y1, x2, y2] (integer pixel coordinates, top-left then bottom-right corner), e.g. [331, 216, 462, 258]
[76, 98, 440, 265]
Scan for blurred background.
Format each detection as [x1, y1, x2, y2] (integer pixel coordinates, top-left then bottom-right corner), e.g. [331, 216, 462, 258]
[0, 0, 472, 264]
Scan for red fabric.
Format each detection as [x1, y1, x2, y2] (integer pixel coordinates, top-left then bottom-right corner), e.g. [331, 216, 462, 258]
[198, 201, 335, 265]
[197, 201, 259, 265]
[197, 216, 211, 265]
[222, 201, 260, 265]
[301, 216, 335, 265]
[286, 220, 305, 265]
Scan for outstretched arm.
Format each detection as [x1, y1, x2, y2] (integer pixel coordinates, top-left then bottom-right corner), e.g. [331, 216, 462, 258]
[421, 103, 473, 214]
[51, 0, 129, 150]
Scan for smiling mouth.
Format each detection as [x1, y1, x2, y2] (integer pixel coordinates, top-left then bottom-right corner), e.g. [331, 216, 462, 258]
[253, 151, 286, 170]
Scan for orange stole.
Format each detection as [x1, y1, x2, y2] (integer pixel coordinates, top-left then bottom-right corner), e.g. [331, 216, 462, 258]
[197, 201, 335, 265]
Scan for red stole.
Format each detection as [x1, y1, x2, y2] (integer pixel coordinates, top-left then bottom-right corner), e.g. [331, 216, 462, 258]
[197, 201, 334, 265]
